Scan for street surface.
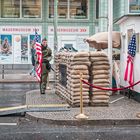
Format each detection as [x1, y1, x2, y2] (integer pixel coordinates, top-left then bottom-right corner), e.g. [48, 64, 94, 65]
[0, 83, 140, 140]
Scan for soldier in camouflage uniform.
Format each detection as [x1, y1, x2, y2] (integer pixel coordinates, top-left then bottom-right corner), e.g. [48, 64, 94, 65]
[40, 38, 52, 94]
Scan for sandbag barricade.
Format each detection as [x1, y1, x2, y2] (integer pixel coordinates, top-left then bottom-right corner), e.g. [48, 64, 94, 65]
[90, 51, 110, 106]
[55, 51, 110, 107]
[55, 52, 90, 107]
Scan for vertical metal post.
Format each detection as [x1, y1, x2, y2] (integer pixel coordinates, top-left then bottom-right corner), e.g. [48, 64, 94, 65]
[54, 0, 58, 88]
[54, 0, 58, 54]
[75, 73, 88, 120]
[2, 65, 4, 79]
[108, 0, 113, 91]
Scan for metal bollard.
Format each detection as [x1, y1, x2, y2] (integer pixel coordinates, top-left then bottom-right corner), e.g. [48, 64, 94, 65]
[75, 73, 88, 120]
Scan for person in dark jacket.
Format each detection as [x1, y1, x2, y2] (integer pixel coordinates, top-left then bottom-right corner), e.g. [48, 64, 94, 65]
[30, 42, 36, 76]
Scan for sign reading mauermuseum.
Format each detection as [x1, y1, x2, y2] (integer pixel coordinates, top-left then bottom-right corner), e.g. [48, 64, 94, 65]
[0, 26, 42, 64]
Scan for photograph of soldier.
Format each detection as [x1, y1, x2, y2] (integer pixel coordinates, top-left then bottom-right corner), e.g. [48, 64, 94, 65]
[0, 35, 12, 64]
[21, 35, 28, 63]
[1, 37, 11, 55]
[38, 38, 52, 94]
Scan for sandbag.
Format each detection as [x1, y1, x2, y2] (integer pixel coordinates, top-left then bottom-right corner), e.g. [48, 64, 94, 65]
[69, 92, 89, 96]
[67, 83, 89, 88]
[71, 99, 89, 103]
[70, 57, 89, 61]
[70, 61, 91, 66]
[68, 74, 89, 79]
[93, 79, 110, 84]
[70, 87, 89, 92]
[92, 95, 110, 100]
[69, 65, 88, 70]
[93, 74, 110, 79]
[72, 52, 90, 58]
[92, 99, 109, 103]
[93, 83, 110, 87]
[67, 78, 81, 84]
[71, 97, 89, 101]
[90, 52, 108, 57]
[92, 90, 104, 93]
[92, 70, 109, 75]
[90, 57, 109, 62]
[92, 92, 110, 96]
[92, 65, 110, 70]
[93, 61, 109, 65]
[69, 70, 89, 75]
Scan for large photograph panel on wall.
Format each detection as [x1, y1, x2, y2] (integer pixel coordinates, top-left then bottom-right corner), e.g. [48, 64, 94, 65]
[0, 35, 13, 64]
[21, 35, 28, 63]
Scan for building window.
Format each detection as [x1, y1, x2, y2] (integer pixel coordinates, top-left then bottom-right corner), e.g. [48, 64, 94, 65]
[129, 0, 140, 13]
[0, 0, 41, 18]
[1, 0, 20, 18]
[22, 0, 41, 18]
[49, 0, 54, 18]
[49, 0, 88, 19]
[58, 0, 68, 18]
[70, 0, 88, 19]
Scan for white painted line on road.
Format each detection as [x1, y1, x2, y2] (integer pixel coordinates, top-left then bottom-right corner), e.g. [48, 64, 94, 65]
[109, 97, 124, 104]
[0, 123, 17, 126]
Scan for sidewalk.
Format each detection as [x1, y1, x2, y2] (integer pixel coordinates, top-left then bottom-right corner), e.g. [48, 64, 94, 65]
[1, 71, 140, 125]
[26, 86, 140, 125]
[0, 71, 54, 83]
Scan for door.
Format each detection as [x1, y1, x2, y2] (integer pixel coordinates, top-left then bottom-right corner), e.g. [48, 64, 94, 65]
[61, 41, 77, 52]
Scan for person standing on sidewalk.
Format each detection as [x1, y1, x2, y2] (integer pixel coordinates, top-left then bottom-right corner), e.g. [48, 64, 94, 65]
[39, 38, 52, 94]
[30, 42, 36, 76]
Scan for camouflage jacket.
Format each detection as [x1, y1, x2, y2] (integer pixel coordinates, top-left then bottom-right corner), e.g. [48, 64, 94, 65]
[35, 44, 52, 64]
[41, 44, 52, 63]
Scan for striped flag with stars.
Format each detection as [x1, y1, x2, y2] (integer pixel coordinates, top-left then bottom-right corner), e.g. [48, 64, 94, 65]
[124, 34, 136, 86]
[34, 29, 39, 43]
[34, 29, 42, 82]
[128, 34, 136, 57]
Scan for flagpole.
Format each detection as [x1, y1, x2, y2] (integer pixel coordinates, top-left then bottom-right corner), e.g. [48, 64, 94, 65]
[54, 0, 58, 88]
[54, 0, 58, 53]
[108, 0, 113, 92]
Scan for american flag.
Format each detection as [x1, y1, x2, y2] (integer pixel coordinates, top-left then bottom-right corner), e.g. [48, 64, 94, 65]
[128, 34, 136, 57]
[34, 29, 42, 82]
[124, 34, 136, 85]
[34, 29, 39, 42]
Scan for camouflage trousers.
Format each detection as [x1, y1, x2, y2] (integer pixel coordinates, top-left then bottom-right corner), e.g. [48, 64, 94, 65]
[40, 63, 49, 94]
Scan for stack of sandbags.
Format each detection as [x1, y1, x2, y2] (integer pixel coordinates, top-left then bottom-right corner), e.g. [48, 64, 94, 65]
[66, 52, 90, 106]
[55, 52, 68, 100]
[54, 53, 61, 82]
[90, 51, 110, 106]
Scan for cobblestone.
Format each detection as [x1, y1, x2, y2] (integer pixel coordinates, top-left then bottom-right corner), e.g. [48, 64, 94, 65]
[26, 88, 140, 124]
